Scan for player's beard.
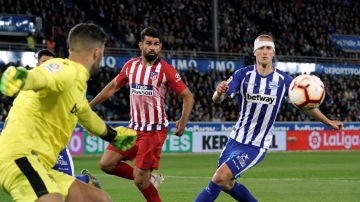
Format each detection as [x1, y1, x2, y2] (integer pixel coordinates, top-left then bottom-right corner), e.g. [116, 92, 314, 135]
[143, 51, 159, 62]
[89, 57, 101, 77]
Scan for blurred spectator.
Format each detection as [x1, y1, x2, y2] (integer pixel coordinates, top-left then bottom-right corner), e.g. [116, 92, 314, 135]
[1, 0, 360, 58]
[46, 36, 56, 54]
[26, 33, 35, 51]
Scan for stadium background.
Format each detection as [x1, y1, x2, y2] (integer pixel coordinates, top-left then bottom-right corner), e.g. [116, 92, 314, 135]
[0, 0, 360, 201]
[0, 0, 360, 168]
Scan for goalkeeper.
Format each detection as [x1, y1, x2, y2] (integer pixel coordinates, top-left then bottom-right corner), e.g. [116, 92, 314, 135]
[0, 23, 136, 202]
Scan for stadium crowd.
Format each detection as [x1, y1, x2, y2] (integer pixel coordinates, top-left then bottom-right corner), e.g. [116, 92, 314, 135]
[2, 65, 358, 123]
[0, 0, 360, 122]
[0, 0, 359, 59]
[88, 67, 360, 122]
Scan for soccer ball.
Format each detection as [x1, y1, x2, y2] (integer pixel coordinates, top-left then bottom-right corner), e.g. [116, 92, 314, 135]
[288, 74, 325, 110]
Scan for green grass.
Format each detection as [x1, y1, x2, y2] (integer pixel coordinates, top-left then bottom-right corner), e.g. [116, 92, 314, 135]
[1, 151, 360, 201]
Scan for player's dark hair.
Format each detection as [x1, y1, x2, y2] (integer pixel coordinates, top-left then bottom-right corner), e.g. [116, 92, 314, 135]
[140, 27, 161, 42]
[67, 23, 107, 51]
[35, 49, 55, 59]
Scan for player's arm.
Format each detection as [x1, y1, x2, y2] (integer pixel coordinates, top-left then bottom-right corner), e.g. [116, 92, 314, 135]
[174, 87, 194, 136]
[304, 108, 343, 130]
[89, 78, 121, 108]
[0, 66, 47, 96]
[77, 104, 136, 151]
[212, 81, 229, 103]
[22, 68, 48, 90]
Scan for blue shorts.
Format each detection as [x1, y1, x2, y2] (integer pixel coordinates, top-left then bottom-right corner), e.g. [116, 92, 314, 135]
[218, 138, 267, 179]
[53, 147, 74, 176]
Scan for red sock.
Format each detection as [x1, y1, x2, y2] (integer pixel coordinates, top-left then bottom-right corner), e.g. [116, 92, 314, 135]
[109, 162, 134, 180]
[140, 184, 161, 202]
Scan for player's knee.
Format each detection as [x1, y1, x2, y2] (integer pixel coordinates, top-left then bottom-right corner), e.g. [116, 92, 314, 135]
[99, 159, 113, 173]
[212, 173, 225, 185]
[212, 171, 233, 187]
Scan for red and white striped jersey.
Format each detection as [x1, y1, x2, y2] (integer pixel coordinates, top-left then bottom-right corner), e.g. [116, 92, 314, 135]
[115, 57, 187, 131]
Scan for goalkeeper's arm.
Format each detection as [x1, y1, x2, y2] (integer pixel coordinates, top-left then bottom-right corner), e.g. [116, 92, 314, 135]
[0, 66, 48, 96]
[77, 106, 137, 151]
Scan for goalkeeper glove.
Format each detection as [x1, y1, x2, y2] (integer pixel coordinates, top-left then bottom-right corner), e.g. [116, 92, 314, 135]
[0, 66, 28, 97]
[101, 125, 137, 151]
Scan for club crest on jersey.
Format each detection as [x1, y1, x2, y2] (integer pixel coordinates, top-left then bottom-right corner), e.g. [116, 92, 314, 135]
[150, 71, 158, 80]
[44, 63, 62, 73]
[269, 81, 279, 89]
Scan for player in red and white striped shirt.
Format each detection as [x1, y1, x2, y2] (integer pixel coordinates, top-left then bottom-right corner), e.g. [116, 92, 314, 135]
[90, 27, 194, 202]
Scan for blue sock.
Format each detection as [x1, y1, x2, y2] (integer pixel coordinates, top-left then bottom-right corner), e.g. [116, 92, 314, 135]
[194, 181, 223, 202]
[76, 174, 89, 183]
[227, 182, 257, 202]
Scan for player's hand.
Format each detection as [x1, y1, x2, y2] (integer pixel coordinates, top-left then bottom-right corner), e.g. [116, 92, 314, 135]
[327, 120, 343, 130]
[110, 126, 137, 151]
[174, 120, 186, 136]
[216, 81, 229, 94]
[0, 66, 28, 97]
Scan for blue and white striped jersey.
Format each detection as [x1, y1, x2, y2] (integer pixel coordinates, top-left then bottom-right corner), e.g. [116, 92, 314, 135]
[227, 65, 293, 149]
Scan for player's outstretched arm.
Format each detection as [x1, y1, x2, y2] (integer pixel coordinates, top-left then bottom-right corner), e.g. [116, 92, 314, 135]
[305, 108, 343, 130]
[89, 79, 120, 108]
[78, 106, 136, 151]
[0, 66, 47, 97]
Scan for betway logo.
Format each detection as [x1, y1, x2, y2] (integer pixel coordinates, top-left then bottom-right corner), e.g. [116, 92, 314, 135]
[246, 93, 276, 105]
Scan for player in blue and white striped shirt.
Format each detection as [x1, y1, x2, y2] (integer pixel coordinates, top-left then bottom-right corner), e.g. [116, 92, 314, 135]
[194, 34, 343, 202]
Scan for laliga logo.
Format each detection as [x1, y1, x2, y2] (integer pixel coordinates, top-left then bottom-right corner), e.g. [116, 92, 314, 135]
[309, 131, 360, 149]
[309, 131, 321, 150]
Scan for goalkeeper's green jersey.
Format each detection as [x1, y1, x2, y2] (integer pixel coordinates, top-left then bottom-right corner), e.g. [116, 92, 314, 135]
[0, 58, 103, 168]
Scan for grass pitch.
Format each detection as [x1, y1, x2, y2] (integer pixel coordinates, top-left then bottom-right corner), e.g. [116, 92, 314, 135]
[1, 151, 359, 201]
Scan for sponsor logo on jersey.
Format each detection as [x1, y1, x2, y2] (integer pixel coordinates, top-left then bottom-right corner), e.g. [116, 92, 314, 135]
[56, 155, 69, 166]
[175, 73, 181, 82]
[70, 104, 79, 114]
[44, 63, 62, 73]
[131, 84, 153, 96]
[246, 92, 276, 105]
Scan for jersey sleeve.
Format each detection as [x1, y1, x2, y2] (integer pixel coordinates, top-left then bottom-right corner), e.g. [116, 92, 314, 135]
[227, 68, 245, 99]
[77, 100, 107, 136]
[164, 64, 187, 94]
[115, 61, 131, 86]
[284, 74, 294, 94]
[32, 59, 76, 93]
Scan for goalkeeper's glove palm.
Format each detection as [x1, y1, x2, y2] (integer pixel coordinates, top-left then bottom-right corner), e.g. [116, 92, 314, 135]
[0, 66, 28, 97]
